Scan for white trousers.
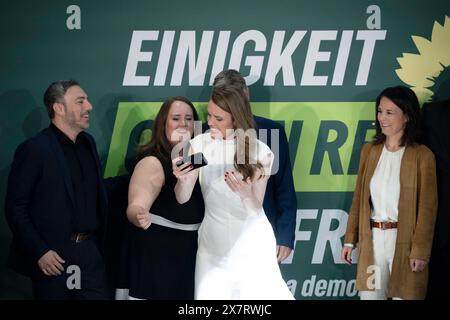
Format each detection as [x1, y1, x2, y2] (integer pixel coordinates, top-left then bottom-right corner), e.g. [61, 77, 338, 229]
[360, 228, 402, 300]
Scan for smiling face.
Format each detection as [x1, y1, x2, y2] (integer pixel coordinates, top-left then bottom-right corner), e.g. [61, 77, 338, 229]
[377, 96, 408, 141]
[165, 100, 195, 145]
[207, 100, 234, 139]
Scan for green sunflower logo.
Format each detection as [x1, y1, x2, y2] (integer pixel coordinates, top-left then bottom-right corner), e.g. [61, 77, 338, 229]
[396, 15, 450, 104]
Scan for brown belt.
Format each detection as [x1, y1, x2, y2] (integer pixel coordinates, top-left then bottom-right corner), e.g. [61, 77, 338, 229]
[371, 221, 398, 230]
[70, 232, 92, 243]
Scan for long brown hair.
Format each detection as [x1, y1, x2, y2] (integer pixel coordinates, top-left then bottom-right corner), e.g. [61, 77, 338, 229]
[138, 96, 198, 161]
[211, 86, 263, 181]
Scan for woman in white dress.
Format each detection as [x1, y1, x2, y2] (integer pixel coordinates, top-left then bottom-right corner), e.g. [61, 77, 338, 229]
[173, 86, 294, 300]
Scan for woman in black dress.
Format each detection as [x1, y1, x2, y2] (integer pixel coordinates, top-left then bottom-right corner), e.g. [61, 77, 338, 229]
[120, 96, 204, 299]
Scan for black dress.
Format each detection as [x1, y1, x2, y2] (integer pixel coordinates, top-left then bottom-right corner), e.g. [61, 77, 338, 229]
[123, 153, 204, 299]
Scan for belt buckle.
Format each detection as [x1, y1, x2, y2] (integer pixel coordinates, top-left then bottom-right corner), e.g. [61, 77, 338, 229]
[75, 233, 81, 243]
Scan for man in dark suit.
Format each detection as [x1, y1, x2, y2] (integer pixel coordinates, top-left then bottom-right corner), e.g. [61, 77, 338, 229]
[210, 70, 297, 262]
[422, 99, 450, 299]
[5, 80, 109, 299]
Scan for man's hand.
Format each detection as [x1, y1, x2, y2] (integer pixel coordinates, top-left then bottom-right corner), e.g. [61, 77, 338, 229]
[172, 157, 196, 182]
[37, 250, 65, 276]
[276, 245, 292, 262]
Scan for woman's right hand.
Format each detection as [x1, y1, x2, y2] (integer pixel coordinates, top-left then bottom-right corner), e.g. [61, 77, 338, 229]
[341, 246, 353, 265]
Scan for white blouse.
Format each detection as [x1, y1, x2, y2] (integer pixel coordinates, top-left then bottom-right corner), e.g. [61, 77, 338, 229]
[369, 145, 405, 222]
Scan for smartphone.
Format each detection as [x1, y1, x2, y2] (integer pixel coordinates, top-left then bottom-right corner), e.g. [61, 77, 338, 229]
[176, 152, 208, 170]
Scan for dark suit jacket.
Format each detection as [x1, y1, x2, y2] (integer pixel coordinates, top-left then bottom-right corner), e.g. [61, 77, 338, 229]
[422, 100, 450, 247]
[203, 116, 297, 248]
[5, 126, 108, 277]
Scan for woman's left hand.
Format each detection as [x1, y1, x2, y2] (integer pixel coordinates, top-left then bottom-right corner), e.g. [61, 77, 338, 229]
[224, 171, 253, 200]
[410, 258, 427, 272]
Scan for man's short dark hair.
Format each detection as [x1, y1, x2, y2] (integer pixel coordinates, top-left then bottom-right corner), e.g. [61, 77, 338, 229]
[213, 69, 249, 96]
[43, 80, 79, 119]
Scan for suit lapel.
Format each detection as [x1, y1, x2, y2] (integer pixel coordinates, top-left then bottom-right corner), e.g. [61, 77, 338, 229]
[43, 128, 76, 208]
[439, 104, 450, 170]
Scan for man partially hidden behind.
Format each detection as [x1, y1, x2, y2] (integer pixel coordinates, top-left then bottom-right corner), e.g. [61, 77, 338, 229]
[5, 80, 109, 299]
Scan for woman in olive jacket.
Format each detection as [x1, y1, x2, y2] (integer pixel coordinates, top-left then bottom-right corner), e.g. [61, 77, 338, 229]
[342, 86, 437, 300]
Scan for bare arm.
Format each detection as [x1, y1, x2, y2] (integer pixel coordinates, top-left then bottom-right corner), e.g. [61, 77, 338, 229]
[127, 156, 164, 229]
[410, 147, 438, 269]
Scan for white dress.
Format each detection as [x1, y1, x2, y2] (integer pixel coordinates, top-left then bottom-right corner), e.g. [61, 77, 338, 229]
[190, 133, 294, 300]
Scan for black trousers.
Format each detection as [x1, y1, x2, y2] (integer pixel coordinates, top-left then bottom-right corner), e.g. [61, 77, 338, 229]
[32, 239, 109, 300]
